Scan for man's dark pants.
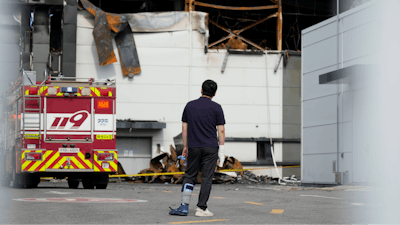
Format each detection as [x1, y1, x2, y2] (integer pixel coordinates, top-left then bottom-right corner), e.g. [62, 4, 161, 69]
[182, 147, 219, 209]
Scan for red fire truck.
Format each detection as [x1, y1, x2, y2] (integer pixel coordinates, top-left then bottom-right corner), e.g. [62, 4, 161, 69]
[0, 74, 117, 189]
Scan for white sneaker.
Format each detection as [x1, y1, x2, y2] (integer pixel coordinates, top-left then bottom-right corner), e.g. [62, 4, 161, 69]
[195, 207, 214, 217]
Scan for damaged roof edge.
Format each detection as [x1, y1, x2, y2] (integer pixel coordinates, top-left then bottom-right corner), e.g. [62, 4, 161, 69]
[78, 8, 209, 33]
[78, 0, 209, 77]
[80, 0, 141, 76]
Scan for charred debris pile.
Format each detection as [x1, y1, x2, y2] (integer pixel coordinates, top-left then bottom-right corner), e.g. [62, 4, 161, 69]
[113, 145, 286, 185]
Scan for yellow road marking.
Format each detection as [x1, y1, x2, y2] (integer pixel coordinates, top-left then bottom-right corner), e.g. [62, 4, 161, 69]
[300, 195, 342, 200]
[169, 219, 229, 224]
[245, 202, 265, 205]
[212, 197, 225, 199]
[163, 191, 173, 193]
[270, 209, 284, 214]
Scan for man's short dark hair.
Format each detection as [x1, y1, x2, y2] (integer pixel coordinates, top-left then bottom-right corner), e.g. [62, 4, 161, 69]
[202, 80, 218, 97]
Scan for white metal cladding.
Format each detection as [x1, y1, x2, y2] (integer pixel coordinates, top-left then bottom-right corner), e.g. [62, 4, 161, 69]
[301, 1, 378, 184]
[224, 142, 257, 162]
[75, 10, 295, 167]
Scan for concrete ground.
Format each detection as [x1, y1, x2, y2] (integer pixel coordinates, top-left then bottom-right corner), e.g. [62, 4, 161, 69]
[0, 181, 379, 224]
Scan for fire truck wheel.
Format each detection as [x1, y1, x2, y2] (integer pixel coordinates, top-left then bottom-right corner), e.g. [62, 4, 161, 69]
[96, 184, 108, 189]
[91, 174, 109, 189]
[82, 180, 94, 189]
[68, 180, 79, 189]
[12, 170, 23, 188]
[15, 174, 39, 188]
[11, 149, 23, 188]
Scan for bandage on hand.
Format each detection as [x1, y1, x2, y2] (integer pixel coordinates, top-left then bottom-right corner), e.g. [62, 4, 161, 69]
[218, 145, 225, 167]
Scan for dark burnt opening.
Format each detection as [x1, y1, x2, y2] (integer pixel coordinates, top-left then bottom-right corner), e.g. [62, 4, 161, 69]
[86, 0, 338, 51]
[50, 7, 63, 52]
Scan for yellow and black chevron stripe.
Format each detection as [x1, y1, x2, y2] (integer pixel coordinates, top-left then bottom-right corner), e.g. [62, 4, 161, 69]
[21, 150, 118, 172]
[93, 150, 118, 172]
[45, 151, 93, 170]
[21, 150, 93, 171]
[21, 150, 46, 172]
[90, 87, 113, 97]
[24, 86, 112, 97]
[24, 86, 49, 96]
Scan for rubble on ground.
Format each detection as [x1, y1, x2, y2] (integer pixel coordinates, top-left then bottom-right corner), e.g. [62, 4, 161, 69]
[235, 171, 276, 185]
[112, 145, 299, 185]
[134, 146, 186, 184]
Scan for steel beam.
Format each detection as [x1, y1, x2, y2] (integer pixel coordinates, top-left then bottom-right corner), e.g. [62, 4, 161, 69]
[209, 20, 265, 51]
[277, 0, 282, 51]
[208, 13, 278, 49]
[195, 2, 278, 10]
[185, 0, 194, 11]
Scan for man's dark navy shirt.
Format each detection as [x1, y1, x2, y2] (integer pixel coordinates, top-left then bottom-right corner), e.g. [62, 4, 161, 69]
[182, 97, 225, 148]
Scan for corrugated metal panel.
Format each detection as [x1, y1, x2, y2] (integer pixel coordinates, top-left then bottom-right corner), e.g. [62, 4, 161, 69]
[115, 25, 141, 76]
[79, 0, 140, 76]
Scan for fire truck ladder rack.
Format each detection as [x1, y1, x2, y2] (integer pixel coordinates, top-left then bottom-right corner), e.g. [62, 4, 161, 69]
[22, 80, 46, 149]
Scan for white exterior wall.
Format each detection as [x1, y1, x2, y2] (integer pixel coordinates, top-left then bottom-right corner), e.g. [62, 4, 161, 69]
[76, 10, 284, 164]
[302, 2, 379, 184]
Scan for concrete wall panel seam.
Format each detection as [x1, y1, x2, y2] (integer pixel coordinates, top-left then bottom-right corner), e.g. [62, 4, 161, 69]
[302, 17, 338, 35]
[303, 123, 338, 129]
[302, 94, 340, 103]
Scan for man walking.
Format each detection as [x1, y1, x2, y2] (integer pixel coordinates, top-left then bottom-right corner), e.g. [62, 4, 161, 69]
[169, 80, 225, 217]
